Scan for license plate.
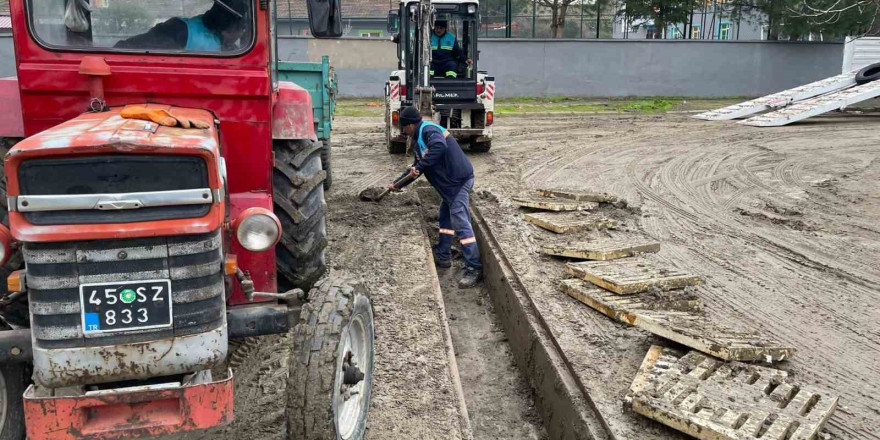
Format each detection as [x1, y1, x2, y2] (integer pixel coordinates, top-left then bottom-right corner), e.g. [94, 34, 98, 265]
[80, 280, 172, 334]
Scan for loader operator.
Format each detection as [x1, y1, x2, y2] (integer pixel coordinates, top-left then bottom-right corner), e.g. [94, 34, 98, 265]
[115, 0, 248, 51]
[430, 20, 472, 78]
[393, 106, 483, 288]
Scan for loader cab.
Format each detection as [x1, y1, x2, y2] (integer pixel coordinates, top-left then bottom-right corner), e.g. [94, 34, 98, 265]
[394, 0, 480, 103]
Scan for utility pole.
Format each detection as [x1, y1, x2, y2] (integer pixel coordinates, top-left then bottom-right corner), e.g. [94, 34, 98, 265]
[596, 0, 601, 38]
[506, 0, 512, 38]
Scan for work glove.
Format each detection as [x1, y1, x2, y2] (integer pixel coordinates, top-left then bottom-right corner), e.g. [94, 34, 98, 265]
[121, 106, 177, 127]
[170, 113, 211, 129]
[121, 106, 211, 129]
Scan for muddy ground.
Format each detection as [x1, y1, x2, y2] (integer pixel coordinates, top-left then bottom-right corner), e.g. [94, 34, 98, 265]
[186, 145, 472, 439]
[186, 105, 879, 440]
[327, 122, 548, 440]
[331, 108, 880, 440]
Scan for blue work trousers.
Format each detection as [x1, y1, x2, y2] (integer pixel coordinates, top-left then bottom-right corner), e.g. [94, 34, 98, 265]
[435, 178, 482, 269]
[430, 59, 458, 77]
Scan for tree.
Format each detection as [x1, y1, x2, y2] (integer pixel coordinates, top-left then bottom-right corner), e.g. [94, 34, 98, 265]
[536, 0, 581, 37]
[784, 0, 878, 36]
[616, 0, 700, 38]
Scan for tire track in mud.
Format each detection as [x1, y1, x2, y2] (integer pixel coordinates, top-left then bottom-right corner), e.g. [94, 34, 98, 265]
[618, 131, 880, 440]
[337, 111, 880, 440]
[494, 114, 880, 439]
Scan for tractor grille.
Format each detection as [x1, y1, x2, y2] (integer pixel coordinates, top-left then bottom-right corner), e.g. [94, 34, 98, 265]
[17, 155, 211, 225]
[24, 231, 225, 349]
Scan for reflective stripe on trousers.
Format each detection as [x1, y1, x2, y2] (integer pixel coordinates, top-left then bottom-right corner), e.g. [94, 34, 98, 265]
[434, 177, 482, 269]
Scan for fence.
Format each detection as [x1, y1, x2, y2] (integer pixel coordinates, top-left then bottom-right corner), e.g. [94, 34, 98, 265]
[0, 35, 844, 98]
[281, 37, 844, 98]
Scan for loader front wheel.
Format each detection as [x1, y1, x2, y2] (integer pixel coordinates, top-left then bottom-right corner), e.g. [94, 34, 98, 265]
[273, 139, 328, 292]
[288, 278, 374, 440]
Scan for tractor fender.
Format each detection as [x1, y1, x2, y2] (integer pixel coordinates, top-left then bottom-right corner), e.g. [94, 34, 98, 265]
[0, 78, 23, 138]
[272, 81, 316, 141]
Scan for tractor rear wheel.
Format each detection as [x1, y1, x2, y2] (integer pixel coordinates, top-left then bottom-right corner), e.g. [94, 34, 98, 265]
[287, 278, 374, 440]
[273, 139, 328, 292]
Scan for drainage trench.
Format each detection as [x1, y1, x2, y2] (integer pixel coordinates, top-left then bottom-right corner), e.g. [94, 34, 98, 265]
[416, 186, 549, 440]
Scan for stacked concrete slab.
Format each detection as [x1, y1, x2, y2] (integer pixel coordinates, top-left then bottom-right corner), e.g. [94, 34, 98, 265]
[513, 188, 836, 440]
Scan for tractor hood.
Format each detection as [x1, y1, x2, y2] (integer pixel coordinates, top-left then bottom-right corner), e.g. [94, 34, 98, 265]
[9, 105, 218, 157]
[3, 105, 225, 243]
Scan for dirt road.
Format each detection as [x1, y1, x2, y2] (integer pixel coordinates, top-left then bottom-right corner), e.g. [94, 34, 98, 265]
[333, 108, 880, 440]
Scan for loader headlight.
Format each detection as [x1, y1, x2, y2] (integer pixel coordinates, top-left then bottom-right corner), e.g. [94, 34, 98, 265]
[0, 224, 11, 266]
[467, 5, 477, 14]
[233, 208, 282, 252]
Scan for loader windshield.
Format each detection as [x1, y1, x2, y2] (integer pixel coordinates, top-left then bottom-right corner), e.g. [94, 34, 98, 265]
[27, 0, 255, 55]
[433, 11, 477, 79]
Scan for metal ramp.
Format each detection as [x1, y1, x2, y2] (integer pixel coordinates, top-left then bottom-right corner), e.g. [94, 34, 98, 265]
[692, 71, 857, 121]
[740, 79, 880, 126]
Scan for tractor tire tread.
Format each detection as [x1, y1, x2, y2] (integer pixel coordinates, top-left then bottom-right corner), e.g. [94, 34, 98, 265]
[288, 278, 372, 440]
[273, 139, 327, 292]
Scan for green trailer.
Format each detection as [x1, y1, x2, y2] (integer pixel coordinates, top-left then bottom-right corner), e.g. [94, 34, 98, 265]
[279, 56, 338, 190]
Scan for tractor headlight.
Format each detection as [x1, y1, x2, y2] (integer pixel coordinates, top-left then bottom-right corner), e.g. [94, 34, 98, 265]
[467, 5, 477, 14]
[233, 208, 282, 252]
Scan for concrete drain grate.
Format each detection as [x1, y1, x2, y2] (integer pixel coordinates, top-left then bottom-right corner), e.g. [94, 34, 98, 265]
[565, 257, 701, 294]
[523, 212, 617, 233]
[543, 236, 660, 260]
[512, 195, 599, 212]
[560, 279, 796, 362]
[629, 346, 837, 440]
[535, 189, 618, 203]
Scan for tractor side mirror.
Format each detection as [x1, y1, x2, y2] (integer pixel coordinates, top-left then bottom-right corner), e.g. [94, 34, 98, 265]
[387, 10, 400, 34]
[307, 0, 344, 38]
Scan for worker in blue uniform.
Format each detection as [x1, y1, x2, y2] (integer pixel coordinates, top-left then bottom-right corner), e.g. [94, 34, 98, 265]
[392, 107, 483, 288]
[430, 20, 472, 78]
[115, 0, 248, 51]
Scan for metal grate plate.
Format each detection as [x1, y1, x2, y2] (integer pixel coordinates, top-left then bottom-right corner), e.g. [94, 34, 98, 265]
[543, 236, 660, 260]
[629, 346, 836, 440]
[561, 279, 795, 362]
[693, 71, 857, 121]
[740, 79, 880, 127]
[565, 257, 701, 294]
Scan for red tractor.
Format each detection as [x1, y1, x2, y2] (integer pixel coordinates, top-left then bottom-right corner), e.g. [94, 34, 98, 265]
[0, 1, 374, 440]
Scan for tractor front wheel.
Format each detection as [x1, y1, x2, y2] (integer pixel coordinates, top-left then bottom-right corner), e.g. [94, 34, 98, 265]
[287, 278, 374, 440]
[273, 139, 328, 292]
[0, 336, 25, 440]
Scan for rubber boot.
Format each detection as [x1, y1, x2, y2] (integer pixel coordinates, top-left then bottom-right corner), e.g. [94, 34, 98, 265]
[458, 266, 483, 288]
